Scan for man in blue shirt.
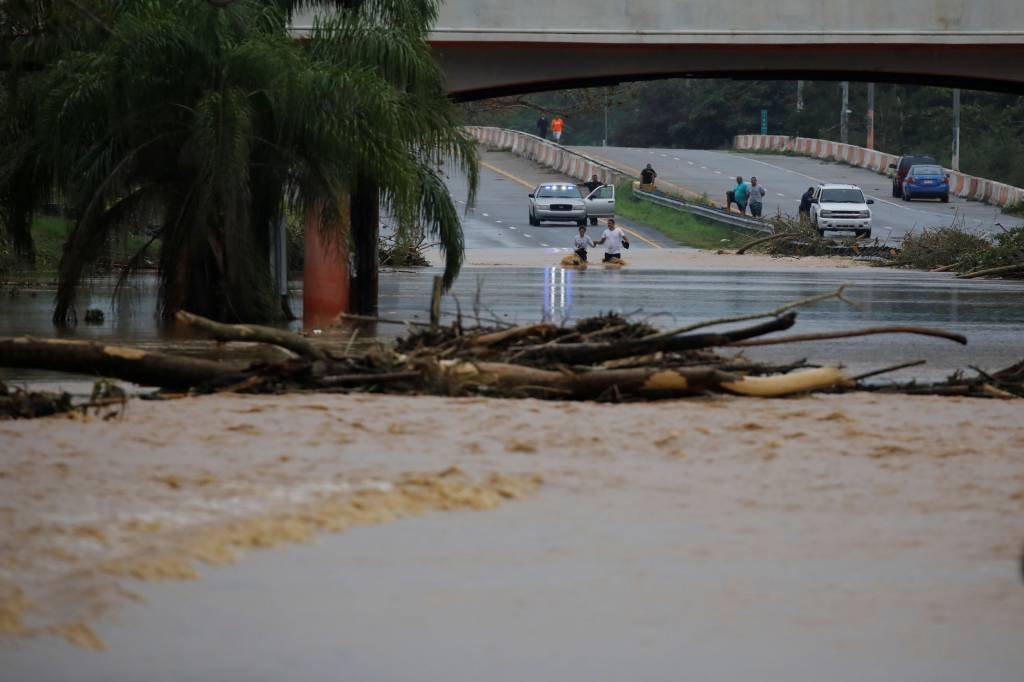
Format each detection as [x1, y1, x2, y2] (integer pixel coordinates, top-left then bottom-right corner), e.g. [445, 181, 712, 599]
[731, 176, 750, 214]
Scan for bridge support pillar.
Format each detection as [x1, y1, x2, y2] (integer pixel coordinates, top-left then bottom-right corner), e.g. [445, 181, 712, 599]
[303, 202, 349, 330]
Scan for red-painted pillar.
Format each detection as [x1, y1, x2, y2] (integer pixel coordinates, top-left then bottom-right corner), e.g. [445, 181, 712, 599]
[303, 203, 349, 330]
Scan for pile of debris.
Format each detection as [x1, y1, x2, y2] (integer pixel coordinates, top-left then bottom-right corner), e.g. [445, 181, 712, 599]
[2, 284, 1020, 417]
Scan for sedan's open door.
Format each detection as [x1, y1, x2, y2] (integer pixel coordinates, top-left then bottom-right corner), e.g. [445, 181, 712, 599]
[584, 184, 615, 222]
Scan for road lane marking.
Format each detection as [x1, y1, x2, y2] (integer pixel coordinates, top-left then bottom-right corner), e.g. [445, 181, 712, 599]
[714, 170, 722, 174]
[495, 219, 502, 223]
[687, 161, 694, 165]
[777, 193, 785, 197]
[700, 165, 707, 169]
[524, 233, 532, 238]
[508, 226, 516, 230]
[541, 243, 549, 246]
[673, 157, 681, 161]
[479, 160, 534, 188]
[482, 213, 489, 217]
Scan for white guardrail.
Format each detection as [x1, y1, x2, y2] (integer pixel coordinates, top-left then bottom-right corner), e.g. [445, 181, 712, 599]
[734, 134, 1024, 209]
[466, 126, 771, 233]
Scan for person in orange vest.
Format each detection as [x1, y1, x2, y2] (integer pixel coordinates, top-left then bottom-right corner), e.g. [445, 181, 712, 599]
[551, 115, 564, 143]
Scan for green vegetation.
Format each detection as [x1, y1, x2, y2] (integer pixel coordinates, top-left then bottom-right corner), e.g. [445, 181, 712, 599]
[894, 227, 991, 271]
[1, 0, 476, 323]
[614, 183, 750, 250]
[466, 80, 1024, 189]
[894, 225, 1024, 278]
[1002, 201, 1024, 218]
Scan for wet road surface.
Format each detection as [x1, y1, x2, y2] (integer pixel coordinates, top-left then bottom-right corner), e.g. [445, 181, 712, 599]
[573, 146, 1024, 243]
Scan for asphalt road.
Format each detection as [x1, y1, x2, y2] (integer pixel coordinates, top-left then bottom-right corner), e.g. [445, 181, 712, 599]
[445, 150, 677, 252]
[573, 146, 1024, 243]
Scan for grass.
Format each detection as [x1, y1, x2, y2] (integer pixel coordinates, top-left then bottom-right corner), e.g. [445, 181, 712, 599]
[25, 214, 158, 270]
[614, 183, 751, 249]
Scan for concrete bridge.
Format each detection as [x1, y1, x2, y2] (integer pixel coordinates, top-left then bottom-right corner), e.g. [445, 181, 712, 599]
[294, 1, 1024, 97]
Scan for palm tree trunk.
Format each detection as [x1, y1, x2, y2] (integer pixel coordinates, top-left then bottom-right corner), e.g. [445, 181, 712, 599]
[350, 178, 379, 315]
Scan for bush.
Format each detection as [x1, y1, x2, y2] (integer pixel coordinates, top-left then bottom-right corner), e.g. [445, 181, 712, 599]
[894, 227, 991, 270]
[958, 225, 1024, 275]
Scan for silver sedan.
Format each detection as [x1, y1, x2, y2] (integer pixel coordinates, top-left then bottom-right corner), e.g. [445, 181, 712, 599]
[528, 183, 586, 226]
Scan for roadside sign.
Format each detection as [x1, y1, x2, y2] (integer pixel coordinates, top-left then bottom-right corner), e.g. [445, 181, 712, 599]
[760, 109, 768, 134]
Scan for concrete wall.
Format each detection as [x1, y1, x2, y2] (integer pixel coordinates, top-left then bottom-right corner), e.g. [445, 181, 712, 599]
[466, 126, 633, 186]
[432, 0, 1024, 43]
[734, 134, 1024, 208]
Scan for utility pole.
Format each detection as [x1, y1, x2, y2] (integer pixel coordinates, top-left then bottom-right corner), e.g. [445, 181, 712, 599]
[796, 80, 804, 112]
[866, 83, 875, 150]
[952, 88, 961, 171]
[840, 81, 849, 144]
[603, 88, 609, 147]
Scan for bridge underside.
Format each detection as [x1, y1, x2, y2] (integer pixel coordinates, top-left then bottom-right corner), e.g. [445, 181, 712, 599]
[434, 43, 1024, 100]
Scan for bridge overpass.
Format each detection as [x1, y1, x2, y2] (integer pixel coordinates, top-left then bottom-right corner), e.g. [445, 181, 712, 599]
[294, 1, 1024, 97]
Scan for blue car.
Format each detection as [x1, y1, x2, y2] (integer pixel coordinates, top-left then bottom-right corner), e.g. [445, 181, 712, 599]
[902, 164, 950, 202]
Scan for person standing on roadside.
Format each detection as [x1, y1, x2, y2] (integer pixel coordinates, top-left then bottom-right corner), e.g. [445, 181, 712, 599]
[536, 114, 549, 140]
[640, 164, 657, 189]
[748, 176, 766, 217]
[595, 217, 629, 262]
[731, 176, 750, 215]
[799, 186, 815, 223]
[551, 115, 564, 143]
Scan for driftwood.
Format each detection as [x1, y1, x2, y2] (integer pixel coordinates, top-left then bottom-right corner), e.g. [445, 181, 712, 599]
[0, 337, 236, 388]
[442, 360, 742, 398]
[955, 262, 1024, 279]
[3, 289, 1017, 413]
[722, 367, 852, 397]
[176, 311, 328, 361]
[736, 231, 803, 255]
[471, 323, 556, 347]
[729, 326, 967, 347]
[644, 285, 852, 339]
[516, 312, 797, 365]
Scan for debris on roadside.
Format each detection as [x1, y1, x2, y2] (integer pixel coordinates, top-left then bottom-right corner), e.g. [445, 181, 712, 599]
[3, 282, 1019, 416]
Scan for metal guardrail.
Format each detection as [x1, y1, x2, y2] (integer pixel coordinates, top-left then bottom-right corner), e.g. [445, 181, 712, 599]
[631, 186, 772, 234]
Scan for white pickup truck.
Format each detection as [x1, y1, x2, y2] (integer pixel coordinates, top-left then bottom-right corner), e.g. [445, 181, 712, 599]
[810, 183, 874, 239]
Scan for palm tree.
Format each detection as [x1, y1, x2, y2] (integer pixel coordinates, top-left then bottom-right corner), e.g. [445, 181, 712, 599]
[3, 0, 476, 323]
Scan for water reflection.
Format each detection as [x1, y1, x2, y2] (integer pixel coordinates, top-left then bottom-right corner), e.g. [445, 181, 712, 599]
[542, 267, 574, 323]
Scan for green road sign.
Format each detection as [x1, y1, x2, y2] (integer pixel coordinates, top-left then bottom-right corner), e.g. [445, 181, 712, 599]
[760, 109, 768, 134]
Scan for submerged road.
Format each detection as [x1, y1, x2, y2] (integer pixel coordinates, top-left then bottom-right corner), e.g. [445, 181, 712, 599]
[573, 146, 1024, 243]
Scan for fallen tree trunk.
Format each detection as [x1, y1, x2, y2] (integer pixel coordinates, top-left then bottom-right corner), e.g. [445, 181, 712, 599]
[736, 232, 803, 255]
[0, 337, 237, 388]
[515, 312, 797, 365]
[722, 367, 852, 397]
[175, 311, 328, 361]
[442, 360, 741, 397]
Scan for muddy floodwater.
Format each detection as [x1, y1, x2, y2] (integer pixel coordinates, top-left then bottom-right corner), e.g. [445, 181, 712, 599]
[3, 264, 1024, 385]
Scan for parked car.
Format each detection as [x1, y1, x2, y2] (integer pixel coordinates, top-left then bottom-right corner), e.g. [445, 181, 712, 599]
[889, 154, 937, 197]
[583, 184, 615, 225]
[810, 183, 874, 238]
[902, 163, 950, 202]
[528, 183, 586, 226]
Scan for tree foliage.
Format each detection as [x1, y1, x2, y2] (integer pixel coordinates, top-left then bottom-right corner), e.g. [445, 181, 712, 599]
[466, 79, 1024, 188]
[1, 0, 476, 323]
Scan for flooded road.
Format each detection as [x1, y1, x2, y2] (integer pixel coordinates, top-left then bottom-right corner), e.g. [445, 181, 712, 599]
[2, 265, 1022, 385]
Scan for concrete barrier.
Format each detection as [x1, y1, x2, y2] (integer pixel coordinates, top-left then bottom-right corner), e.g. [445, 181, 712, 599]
[466, 126, 770, 233]
[465, 126, 633, 187]
[733, 134, 1024, 209]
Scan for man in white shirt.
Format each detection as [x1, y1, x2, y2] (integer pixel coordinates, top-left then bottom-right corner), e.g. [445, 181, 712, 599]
[595, 218, 628, 262]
